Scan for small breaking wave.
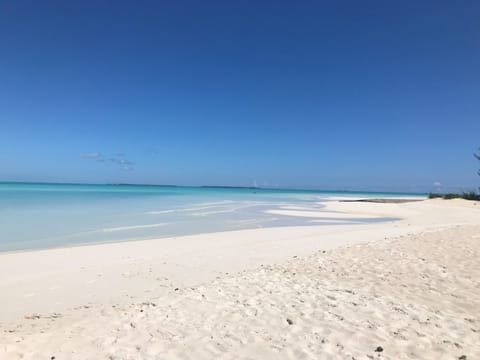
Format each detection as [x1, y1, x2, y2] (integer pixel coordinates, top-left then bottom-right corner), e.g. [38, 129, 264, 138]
[99, 223, 168, 233]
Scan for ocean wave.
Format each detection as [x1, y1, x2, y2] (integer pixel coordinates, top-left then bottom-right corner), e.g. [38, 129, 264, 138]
[147, 201, 272, 216]
[99, 223, 168, 232]
[147, 210, 176, 214]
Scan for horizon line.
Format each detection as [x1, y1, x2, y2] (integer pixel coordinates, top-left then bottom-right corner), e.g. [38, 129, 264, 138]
[0, 180, 428, 195]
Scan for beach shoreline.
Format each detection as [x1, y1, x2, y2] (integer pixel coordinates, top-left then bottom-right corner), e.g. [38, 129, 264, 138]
[0, 195, 426, 256]
[1, 198, 479, 359]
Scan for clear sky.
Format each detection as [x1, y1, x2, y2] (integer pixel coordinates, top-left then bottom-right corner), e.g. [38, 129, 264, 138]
[1, 1, 479, 192]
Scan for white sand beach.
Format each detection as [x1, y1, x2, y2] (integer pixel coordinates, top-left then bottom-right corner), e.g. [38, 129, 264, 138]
[1, 198, 479, 359]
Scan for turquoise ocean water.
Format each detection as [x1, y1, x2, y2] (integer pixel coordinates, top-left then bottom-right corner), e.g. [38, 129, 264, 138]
[0, 182, 424, 252]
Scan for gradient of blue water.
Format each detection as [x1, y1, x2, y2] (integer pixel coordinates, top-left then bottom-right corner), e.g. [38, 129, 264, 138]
[0, 183, 422, 251]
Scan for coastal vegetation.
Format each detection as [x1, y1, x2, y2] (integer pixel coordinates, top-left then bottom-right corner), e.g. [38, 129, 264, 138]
[429, 149, 480, 201]
[428, 192, 480, 200]
[475, 148, 480, 176]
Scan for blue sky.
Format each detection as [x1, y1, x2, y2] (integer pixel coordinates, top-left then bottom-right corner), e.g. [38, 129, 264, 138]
[1, 1, 479, 192]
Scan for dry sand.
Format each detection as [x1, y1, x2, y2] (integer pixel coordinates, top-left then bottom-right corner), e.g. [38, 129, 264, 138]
[1, 198, 479, 359]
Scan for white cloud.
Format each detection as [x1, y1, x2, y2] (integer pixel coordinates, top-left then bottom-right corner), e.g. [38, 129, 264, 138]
[81, 152, 135, 170]
[433, 181, 442, 187]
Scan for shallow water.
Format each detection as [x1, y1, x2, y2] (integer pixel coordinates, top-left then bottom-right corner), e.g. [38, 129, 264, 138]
[0, 183, 419, 251]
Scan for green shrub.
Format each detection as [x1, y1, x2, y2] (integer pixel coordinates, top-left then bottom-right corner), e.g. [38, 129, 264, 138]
[462, 191, 480, 201]
[428, 192, 480, 201]
[443, 193, 461, 199]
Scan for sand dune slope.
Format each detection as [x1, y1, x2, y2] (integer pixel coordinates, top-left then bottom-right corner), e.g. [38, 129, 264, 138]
[2, 224, 479, 359]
